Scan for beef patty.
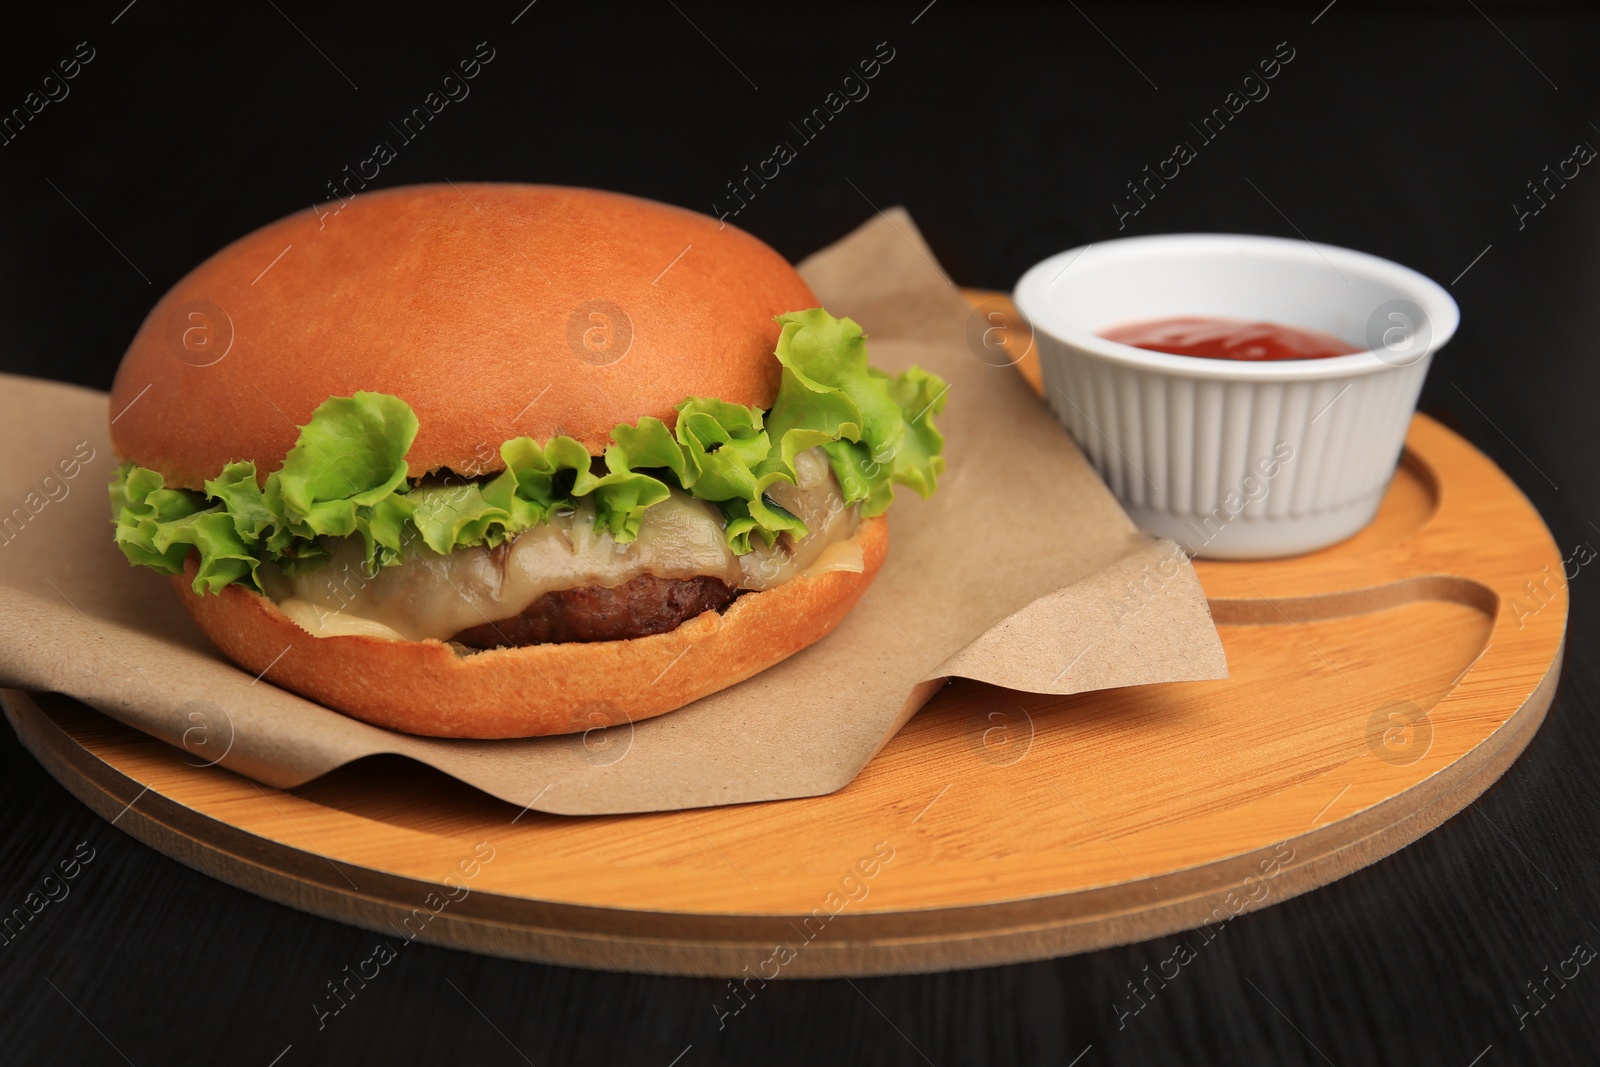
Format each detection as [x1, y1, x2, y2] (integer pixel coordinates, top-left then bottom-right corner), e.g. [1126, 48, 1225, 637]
[450, 573, 742, 648]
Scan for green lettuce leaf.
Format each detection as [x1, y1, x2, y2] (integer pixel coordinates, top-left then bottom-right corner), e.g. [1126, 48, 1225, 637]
[109, 308, 947, 594]
[770, 310, 948, 516]
[110, 463, 208, 574]
[410, 481, 510, 555]
[266, 391, 418, 565]
[109, 463, 260, 592]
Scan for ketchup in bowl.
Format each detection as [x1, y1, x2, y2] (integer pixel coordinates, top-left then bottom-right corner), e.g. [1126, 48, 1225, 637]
[1099, 316, 1362, 362]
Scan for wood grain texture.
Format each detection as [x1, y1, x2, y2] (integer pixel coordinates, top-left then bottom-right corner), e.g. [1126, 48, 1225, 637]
[2, 294, 1566, 978]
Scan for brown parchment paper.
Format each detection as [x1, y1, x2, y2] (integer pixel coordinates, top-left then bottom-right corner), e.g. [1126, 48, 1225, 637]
[0, 210, 1226, 815]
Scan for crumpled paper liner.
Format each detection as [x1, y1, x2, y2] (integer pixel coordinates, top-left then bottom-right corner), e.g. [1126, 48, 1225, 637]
[0, 210, 1225, 815]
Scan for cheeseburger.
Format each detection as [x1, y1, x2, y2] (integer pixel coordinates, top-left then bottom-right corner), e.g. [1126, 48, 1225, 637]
[107, 184, 946, 738]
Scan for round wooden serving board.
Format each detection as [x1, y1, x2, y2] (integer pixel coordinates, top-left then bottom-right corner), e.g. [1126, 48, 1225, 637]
[4, 294, 1568, 977]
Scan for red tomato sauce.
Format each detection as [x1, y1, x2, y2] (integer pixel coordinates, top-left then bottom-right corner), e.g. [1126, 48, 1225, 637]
[1099, 316, 1362, 361]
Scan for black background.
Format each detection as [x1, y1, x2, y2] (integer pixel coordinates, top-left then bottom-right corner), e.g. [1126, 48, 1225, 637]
[3, 1, 1599, 1064]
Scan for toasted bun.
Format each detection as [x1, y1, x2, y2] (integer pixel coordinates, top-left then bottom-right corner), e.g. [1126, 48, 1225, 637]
[110, 184, 816, 488]
[174, 516, 886, 738]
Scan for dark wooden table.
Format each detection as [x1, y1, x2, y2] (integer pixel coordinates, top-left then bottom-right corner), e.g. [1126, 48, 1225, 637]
[3, 3, 1597, 1063]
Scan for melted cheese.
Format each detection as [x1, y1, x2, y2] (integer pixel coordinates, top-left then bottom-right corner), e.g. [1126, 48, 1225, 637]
[261, 446, 861, 642]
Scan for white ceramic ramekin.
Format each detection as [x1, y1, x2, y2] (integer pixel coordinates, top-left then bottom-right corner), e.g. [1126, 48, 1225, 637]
[1013, 234, 1459, 559]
